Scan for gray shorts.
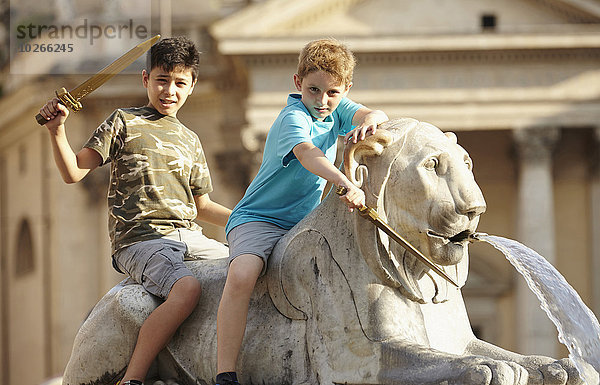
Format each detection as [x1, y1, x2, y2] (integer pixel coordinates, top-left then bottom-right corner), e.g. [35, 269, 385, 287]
[226, 221, 288, 276]
[113, 230, 229, 299]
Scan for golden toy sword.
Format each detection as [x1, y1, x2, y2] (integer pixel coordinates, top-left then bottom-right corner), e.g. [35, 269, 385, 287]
[35, 34, 161, 125]
[336, 186, 459, 287]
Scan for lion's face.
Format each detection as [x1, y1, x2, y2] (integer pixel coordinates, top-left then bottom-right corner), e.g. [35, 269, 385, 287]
[344, 118, 486, 300]
[383, 122, 486, 268]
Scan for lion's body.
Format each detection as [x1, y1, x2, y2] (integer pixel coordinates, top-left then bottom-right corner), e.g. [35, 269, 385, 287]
[63, 119, 582, 385]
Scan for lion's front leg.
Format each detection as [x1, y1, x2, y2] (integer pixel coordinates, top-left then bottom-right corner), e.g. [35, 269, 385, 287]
[465, 338, 586, 385]
[379, 339, 550, 385]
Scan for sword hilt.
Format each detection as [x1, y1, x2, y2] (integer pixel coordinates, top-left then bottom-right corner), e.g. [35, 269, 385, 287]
[335, 185, 348, 196]
[35, 87, 83, 125]
[35, 112, 48, 125]
[56, 87, 83, 111]
[335, 186, 378, 220]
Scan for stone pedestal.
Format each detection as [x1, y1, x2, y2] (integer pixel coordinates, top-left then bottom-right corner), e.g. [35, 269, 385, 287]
[513, 127, 560, 357]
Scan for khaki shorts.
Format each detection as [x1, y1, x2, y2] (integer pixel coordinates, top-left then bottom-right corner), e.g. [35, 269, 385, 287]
[163, 228, 229, 260]
[226, 221, 288, 276]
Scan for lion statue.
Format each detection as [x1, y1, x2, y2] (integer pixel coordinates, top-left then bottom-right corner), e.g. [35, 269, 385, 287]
[63, 118, 584, 385]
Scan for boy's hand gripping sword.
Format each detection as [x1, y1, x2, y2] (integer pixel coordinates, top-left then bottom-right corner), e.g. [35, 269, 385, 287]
[35, 35, 160, 125]
[336, 186, 459, 288]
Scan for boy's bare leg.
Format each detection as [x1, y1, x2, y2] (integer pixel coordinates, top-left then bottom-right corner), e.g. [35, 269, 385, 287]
[216, 254, 264, 374]
[121, 275, 202, 383]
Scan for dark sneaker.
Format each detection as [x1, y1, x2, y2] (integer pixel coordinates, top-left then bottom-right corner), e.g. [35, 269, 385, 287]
[216, 372, 240, 385]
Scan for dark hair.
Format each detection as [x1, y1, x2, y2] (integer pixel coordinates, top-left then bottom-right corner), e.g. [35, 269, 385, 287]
[146, 36, 200, 81]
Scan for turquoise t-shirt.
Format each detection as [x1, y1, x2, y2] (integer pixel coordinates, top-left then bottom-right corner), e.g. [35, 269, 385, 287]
[226, 94, 363, 234]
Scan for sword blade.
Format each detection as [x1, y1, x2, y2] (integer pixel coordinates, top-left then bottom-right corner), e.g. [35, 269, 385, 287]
[69, 34, 160, 100]
[358, 206, 460, 288]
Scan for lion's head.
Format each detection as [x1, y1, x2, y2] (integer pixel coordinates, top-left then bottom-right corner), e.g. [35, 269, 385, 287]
[344, 118, 486, 303]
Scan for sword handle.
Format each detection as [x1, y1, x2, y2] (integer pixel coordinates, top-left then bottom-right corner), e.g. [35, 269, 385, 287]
[35, 112, 48, 125]
[35, 88, 82, 125]
[335, 186, 376, 218]
[335, 186, 348, 196]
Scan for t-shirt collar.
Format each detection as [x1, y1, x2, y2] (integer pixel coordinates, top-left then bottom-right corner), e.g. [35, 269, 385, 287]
[141, 105, 180, 123]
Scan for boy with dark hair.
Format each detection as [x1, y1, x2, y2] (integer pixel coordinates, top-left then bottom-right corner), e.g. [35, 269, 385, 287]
[39, 36, 230, 385]
[215, 38, 389, 385]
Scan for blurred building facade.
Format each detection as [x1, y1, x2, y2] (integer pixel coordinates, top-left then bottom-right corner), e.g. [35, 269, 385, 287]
[0, 0, 599, 384]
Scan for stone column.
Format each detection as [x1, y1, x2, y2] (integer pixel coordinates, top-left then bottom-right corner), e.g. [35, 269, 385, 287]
[513, 127, 560, 357]
[592, 127, 600, 316]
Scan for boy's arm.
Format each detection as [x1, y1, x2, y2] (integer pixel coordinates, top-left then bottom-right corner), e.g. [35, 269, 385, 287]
[293, 142, 364, 211]
[40, 98, 102, 183]
[345, 107, 389, 144]
[194, 194, 232, 228]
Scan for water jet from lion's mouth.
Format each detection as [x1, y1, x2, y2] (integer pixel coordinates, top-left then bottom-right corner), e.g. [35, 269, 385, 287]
[428, 229, 474, 244]
[448, 230, 474, 243]
[471, 233, 600, 385]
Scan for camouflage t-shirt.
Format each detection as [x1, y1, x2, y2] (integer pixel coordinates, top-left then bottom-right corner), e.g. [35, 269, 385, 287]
[84, 106, 212, 253]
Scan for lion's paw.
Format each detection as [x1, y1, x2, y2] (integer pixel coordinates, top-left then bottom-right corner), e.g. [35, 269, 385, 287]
[521, 357, 588, 385]
[541, 358, 591, 385]
[452, 358, 529, 385]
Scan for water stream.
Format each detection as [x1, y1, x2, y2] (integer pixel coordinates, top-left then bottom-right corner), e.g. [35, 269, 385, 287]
[472, 233, 600, 385]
